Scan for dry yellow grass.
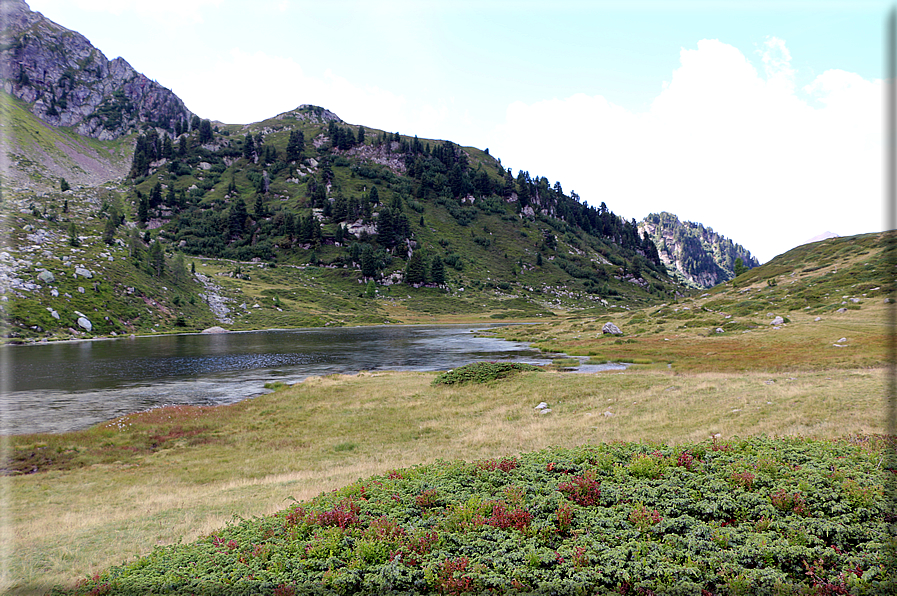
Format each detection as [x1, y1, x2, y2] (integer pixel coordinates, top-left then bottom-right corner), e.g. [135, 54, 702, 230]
[6, 366, 886, 593]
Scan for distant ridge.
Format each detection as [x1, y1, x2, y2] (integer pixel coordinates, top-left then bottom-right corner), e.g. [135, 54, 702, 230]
[801, 231, 840, 245]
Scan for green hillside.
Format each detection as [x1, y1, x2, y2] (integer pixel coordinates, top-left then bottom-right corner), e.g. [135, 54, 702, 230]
[492, 231, 892, 373]
[2, 102, 685, 342]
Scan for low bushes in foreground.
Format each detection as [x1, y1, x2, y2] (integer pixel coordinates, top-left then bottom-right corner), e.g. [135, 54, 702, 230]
[55, 436, 893, 595]
[432, 362, 543, 385]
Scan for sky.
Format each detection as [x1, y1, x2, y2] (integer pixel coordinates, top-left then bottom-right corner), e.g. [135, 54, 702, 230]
[23, 0, 892, 263]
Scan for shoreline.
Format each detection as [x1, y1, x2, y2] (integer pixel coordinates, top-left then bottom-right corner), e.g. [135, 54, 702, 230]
[0, 318, 542, 348]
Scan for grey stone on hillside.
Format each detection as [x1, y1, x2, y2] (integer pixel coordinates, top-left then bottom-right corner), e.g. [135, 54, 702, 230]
[770, 316, 784, 326]
[836, 308, 847, 313]
[74, 267, 93, 278]
[715, 328, 724, 334]
[201, 326, 229, 334]
[602, 322, 623, 335]
[534, 402, 548, 410]
[77, 316, 92, 332]
[37, 270, 54, 283]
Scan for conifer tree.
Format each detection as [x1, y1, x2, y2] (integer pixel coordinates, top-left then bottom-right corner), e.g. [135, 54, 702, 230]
[286, 130, 305, 161]
[429, 255, 445, 285]
[137, 192, 149, 225]
[103, 217, 116, 245]
[243, 134, 255, 160]
[68, 222, 79, 247]
[361, 245, 377, 279]
[150, 241, 165, 277]
[229, 197, 248, 236]
[199, 119, 213, 144]
[405, 251, 425, 285]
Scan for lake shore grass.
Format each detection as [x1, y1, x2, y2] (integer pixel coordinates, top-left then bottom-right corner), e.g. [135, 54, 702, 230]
[6, 365, 887, 594]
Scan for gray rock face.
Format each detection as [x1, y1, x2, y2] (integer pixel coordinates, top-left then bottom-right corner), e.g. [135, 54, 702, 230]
[602, 322, 623, 335]
[1, 0, 192, 140]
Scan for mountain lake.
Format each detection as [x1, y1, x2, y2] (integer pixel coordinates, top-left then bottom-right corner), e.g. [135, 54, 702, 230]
[2, 324, 625, 435]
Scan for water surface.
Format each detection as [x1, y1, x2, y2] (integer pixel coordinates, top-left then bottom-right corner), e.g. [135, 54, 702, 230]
[3, 325, 621, 434]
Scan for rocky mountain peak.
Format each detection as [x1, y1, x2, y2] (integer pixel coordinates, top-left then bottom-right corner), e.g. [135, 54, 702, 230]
[1, 0, 192, 140]
[639, 212, 760, 288]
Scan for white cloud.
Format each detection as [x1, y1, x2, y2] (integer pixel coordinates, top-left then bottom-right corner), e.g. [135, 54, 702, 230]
[488, 39, 882, 262]
[54, 0, 221, 23]
[166, 49, 419, 129]
[165, 48, 465, 143]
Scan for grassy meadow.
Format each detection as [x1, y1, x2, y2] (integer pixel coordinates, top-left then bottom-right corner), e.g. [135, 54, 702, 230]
[4, 233, 895, 594]
[7, 361, 888, 593]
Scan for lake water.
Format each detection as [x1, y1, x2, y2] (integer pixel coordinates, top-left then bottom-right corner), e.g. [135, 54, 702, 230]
[2, 325, 624, 435]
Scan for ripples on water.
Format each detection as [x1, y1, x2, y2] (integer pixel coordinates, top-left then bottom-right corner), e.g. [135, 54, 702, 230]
[2, 325, 629, 435]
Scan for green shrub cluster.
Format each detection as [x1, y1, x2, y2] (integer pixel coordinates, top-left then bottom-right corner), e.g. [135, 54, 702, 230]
[432, 361, 543, 385]
[56, 436, 892, 595]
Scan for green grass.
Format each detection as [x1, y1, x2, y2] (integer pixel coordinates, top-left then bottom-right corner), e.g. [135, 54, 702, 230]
[493, 232, 893, 374]
[6, 365, 888, 593]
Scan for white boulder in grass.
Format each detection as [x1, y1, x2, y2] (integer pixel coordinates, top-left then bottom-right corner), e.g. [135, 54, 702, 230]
[602, 322, 623, 335]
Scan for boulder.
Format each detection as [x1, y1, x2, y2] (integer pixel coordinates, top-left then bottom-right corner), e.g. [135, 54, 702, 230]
[602, 322, 623, 335]
[770, 316, 784, 326]
[534, 402, 548, 410]
[836, 308, 847, 313]
[74, 267, 92, 278]
[715, 328, 724, 334]
[201, 326, 229, 334]
[37, 270, 55, 283]
[77, 316, 92, 332]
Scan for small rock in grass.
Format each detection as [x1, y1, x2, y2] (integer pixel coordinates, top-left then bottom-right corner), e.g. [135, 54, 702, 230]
[534, 402, 548, 410]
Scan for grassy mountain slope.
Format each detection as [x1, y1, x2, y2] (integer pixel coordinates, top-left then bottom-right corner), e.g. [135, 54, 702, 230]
[2, 103, 685, 342]
[0, 92, 132, 191]
[493, 231, 892, 373]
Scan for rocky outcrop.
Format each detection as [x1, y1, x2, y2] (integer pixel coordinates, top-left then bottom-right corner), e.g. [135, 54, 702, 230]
[1, 0, 192, 140]
[639, 212, 759, 289]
